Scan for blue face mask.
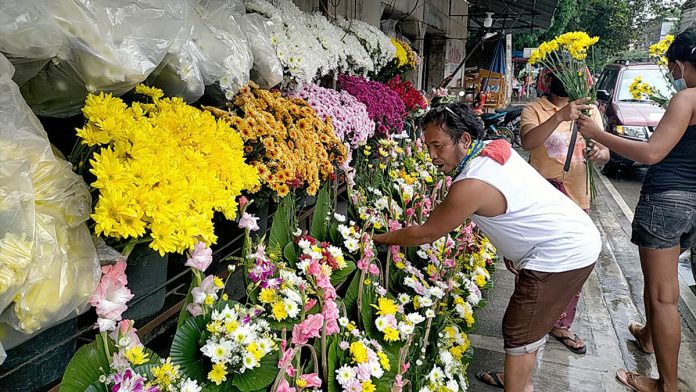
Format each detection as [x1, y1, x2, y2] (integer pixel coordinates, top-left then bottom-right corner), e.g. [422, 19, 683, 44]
[670, 61, 688, 92]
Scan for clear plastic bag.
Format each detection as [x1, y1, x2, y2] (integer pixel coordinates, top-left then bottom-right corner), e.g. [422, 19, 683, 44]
[239, 13, 283, 88]
[20, 0, 185, 117]
[195, 0, 254, 98]
[0, 1, 63, 86]
[0, 54, 99, 345]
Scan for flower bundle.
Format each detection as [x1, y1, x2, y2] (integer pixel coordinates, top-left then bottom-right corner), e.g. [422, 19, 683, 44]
[285, 83, 375, 152]
[371, 295, 426, 343]
[332, 321, 393, 392]
[336, 17, 396, 73]
[376, 38, 421, 82]
[72, 85, 259, 256]
[386, 75, 428, 113]
[206, 82, 347, 197]
[649, 34, 675, 66]
[417, 324, 471, 392]
[392, 38, 409, 68]
[629, 76, 671, 109]
[527, 31, 601, 197]
[338, 74, 406, 136]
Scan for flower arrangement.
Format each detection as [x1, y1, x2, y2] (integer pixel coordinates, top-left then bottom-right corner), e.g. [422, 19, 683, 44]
[375, 38, 421, 82]
[338, 74, 406, 137]
[205, 82, 347, 197]
[527, 31, 601, 197]
[284, 83, 375, 152]
[61, 258, 202, 392]
[71, 84, 259, 256]
[629, 76, 671, 109]
[392, 38, 409, 68]
[386, 75, 428, 113]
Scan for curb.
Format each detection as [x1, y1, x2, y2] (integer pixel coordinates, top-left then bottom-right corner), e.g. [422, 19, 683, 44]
[594, 166, 696, 335]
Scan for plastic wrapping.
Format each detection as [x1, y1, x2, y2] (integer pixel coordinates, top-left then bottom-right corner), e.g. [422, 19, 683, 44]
[0, 53, 100, 348]
[20, 0, 185, 117]
[195, 0, 254, 98]
[0, 1, 63, 86]
[240, 13, 283, 88]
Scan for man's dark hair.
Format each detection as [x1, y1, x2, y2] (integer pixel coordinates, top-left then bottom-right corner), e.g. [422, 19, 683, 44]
[666, 28, 696, 65]
[420, 102, 485, 141]
[548, 72, 568, 98]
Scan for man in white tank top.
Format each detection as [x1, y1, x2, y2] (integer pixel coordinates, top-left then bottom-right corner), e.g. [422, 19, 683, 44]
[374, 103, 601, 392]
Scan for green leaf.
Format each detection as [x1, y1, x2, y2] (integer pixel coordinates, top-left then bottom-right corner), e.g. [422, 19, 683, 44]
[342, 271, 362, 318]
[283, 242, 298, 268]
[360, 283, 375, 336]
[326, 339, 339, 392]
[310, 184, 331, 241]
[229, 351, 280, 392]
[60, 335, 113, 392]
[269, 197, 292, 252]
[170, 316, 208, 383]
[330, 260, 356, 287]
[329, 221, 339, 244]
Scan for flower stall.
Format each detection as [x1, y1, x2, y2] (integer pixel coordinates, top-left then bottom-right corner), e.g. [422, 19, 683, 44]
[0, 1, 498, 391]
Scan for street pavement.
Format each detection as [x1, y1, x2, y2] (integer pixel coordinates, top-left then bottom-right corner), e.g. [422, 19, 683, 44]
[466, 160, 696, 391]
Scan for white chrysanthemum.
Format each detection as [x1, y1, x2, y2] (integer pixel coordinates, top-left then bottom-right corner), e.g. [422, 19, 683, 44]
[428, 366, 445, 382]
[282, 288, 303, 305]
[398, 293, 411, 304]
[284, 299, 300, 318]
[398, 321, 414, 336]
[333, 213, 347, 222]
[420, 296, 433, 307]
[425, 309, 435, 318]
[339, 317, 349, 327]
[428, 286, 445, 299]
[344, 238, 360, 253]
[375, 316, 388, 332]
[298, 239, 312, 250]
[201, 339, 233, 364]
[336, 365, 356, 386]
[369, 361, 384, 378]
[221, 305, 237, 320]
[417, 249, 428, 259]
[439, 350, 454, 366]
[179, 378, 202, 392]
[242, 352, 259, 369]
[446, 379, 459, 392]
[407, 313, 425, 324]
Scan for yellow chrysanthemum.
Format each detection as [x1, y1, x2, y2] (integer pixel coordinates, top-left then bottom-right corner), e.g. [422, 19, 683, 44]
[377, 351, 390, 371]
[208, 363, 227, 385]
[372, 297, 398, 316]
[124, 345, 149, 365]
[151, 358, 180, 388]
[391, 38, 409, 67]
[350, 342, 369, 364]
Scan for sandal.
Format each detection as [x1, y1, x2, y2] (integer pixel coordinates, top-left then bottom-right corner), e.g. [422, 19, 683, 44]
[615, 369, 658, 391]
[475, 370, 504, 389]
[549, 331, 587, 354]
[628, 322, 654, 354]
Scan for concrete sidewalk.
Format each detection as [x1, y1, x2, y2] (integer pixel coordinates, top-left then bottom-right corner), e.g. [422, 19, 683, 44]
[466, 171, 696, 391]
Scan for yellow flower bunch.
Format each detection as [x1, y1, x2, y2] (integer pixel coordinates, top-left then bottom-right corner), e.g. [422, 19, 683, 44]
[206, 82, 347, 197]
[528, 31, 599, 65]
[649, 35, 674, 66]
[391, 38, 409, 67]
[629, 76, 655, 99]
[77, 85, 259, 255]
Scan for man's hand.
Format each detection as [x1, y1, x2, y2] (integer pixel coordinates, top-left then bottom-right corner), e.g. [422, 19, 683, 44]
[555, 97, 594, 122]
[586, 141, 610, 165]
[372, 233, 386, 245]
[576, 113, 604, 140]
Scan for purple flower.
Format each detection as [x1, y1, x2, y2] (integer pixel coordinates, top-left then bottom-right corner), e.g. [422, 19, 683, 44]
[112, 369, 157, 392]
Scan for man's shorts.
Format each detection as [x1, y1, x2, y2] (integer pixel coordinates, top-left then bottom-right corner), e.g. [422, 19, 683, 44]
[631, 191, 696, 250]
[502, 263, 595, 355]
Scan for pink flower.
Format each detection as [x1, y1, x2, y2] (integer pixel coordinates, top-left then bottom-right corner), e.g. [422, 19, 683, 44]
[110, 320, 140, 349]
[393, 375, 407, 392]
[239, 195, 249, 210]
[339, 341, 350, 350]
[238, 212, 260, 232]
[186, 303, 203, 317]
[292, 314, 324, 345]
[356, 363, 372, 381]
[321, 299, 340, 335]
[299, 373, 322, 389]
[89, 259, 133, 331]
[277, 379, 296, 392]
[357, 260, 370, 272]
[347, 380, 362, 392]
[304, 298, 317, 311]
[368, 264, 380, 276]
[307, 260, 321, 276]
[279, 341, 296, 368]
[185, 241, 213, 272]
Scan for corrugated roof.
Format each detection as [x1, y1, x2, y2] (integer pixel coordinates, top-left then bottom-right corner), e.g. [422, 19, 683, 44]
[466, 0, 560, 32]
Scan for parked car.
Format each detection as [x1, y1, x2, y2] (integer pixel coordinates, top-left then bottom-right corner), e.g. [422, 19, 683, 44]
[595, 61, 670, 174]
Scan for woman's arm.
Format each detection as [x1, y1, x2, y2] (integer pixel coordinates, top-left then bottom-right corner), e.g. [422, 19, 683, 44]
[520, 98, 593, 151]
[577, 89, 696, 165]
[373, 179, 492, 246]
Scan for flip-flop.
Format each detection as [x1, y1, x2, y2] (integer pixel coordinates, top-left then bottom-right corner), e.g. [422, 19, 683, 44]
[475, 370, 504, 389]
[628, 322, 654, 354]
[549, 331, 587, 354]
[615, 369, 657, 391]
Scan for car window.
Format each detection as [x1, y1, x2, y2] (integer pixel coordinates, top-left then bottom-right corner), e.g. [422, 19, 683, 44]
[617, 68, 672, 101]
[597, 69, 618, 96]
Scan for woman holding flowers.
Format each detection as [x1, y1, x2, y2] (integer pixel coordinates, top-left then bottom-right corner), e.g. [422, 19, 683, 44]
[374, 102, 601, 392]
[577, 29, 696, 392]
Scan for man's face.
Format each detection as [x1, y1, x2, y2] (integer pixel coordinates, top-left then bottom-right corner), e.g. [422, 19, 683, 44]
[423, 123, 469, 173]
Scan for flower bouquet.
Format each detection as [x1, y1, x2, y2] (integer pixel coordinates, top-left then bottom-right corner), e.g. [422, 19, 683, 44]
[205, 82, 347, 198]
[69, 84, 259, 256]
[628, 35, 676, 109]
[528, 31, 601, 197]
[337, 74, 406, 137]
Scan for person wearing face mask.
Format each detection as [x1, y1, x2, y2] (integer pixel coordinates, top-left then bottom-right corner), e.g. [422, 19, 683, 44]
[373, 102, 602, 392]
[577, 28, 696, 392]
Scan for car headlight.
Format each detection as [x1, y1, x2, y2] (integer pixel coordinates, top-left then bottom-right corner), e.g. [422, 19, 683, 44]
[615, 125, 648, 139]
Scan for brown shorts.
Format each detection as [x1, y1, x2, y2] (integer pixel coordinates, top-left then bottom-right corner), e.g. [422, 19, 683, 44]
[502, 263, 595, 355]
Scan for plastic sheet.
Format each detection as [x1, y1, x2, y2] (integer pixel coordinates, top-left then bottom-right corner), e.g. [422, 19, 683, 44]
[239, 13, 283, 88]
[19, 0, 185, 117]
[195, 0, 254, 98]
[0, 54, 99, 347]
[0, 1, 63, 86]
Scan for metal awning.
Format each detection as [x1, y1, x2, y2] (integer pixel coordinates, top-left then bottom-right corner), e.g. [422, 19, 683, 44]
[465, 0, 560, 33]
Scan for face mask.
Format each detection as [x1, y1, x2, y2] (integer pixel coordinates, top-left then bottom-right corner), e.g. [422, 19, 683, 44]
[670, 61, 687, 92]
